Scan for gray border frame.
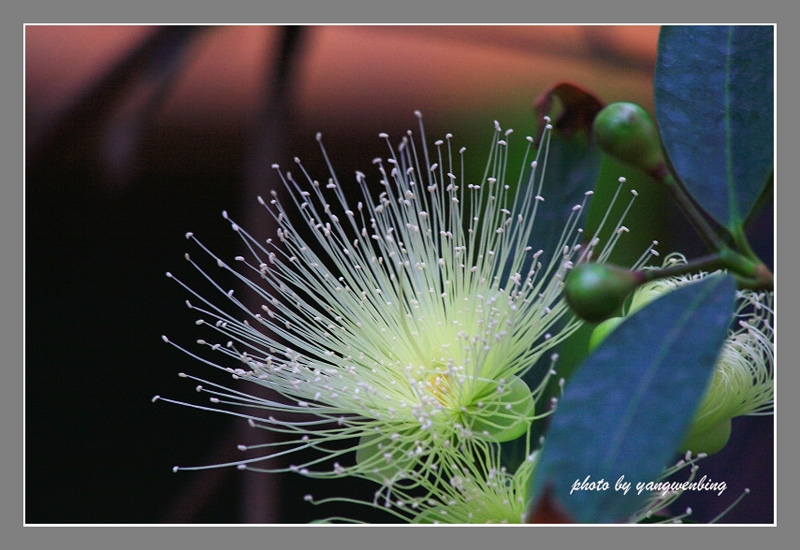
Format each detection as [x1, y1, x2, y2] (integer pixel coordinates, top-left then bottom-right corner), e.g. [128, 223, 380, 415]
[11, 1, 796, 549]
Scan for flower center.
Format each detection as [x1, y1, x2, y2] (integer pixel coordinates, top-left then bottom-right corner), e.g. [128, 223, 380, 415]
[425, 373, 453, 407]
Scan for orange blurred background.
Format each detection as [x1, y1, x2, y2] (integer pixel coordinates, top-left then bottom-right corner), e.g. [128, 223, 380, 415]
[26, 26, 658, 133]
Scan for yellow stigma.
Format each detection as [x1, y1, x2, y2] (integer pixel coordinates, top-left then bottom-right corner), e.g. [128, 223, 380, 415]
[425, 373, 453, 406]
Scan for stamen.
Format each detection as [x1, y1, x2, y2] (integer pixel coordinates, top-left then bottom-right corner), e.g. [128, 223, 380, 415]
[158, 111, 643, 507]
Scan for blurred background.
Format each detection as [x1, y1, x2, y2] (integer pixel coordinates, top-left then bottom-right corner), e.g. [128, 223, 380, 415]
[25, 25, 773, 524]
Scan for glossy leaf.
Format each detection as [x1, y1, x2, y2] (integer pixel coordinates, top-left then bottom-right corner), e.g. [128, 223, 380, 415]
[529, 82, 604, 261]
[529, 273, 736, 523]
[654, 25, 774, 231]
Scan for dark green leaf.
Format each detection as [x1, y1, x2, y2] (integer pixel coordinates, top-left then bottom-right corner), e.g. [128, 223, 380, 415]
[528, 131, 603, 261]
[528, 83, 605, 261]
[529, 273, 736, 523]
[654, 25, 774, 231]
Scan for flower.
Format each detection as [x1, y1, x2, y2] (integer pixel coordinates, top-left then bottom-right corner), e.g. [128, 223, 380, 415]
[682, 288, 773, 454]
[307, 435, 541, 524]
[620, 254, 774, 455]
[154, 112, 636, 486]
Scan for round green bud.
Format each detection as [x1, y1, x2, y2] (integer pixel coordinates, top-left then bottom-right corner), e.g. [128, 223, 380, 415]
[593, 102, 665, 177]
[679, 418, 732, 456]
[565, 263, 640, 323]
[588, 316, 624, 352]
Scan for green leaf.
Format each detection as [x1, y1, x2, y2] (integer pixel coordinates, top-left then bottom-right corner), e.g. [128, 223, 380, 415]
[529, 82, 605, 261]
[654, 25, 774, 232]
[529, 273, 736, 523]
[526, 133, 604, 267]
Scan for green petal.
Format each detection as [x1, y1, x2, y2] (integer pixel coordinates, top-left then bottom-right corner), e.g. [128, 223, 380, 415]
[469, 376, 535, 442]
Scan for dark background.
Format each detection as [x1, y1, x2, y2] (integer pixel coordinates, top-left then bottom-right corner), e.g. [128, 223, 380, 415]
[25, 25, 773, 524]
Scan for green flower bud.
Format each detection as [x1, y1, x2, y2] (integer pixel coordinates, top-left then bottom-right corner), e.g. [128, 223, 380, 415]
[593, 102, 665, 178]
[565, 263, 641, 323]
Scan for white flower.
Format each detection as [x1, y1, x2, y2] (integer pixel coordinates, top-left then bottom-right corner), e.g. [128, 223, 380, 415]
[306, 436, 541, 524]
[154, 112, 635, 484]
[626, 254, 774, 455]
[682, 287, 773, 454]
